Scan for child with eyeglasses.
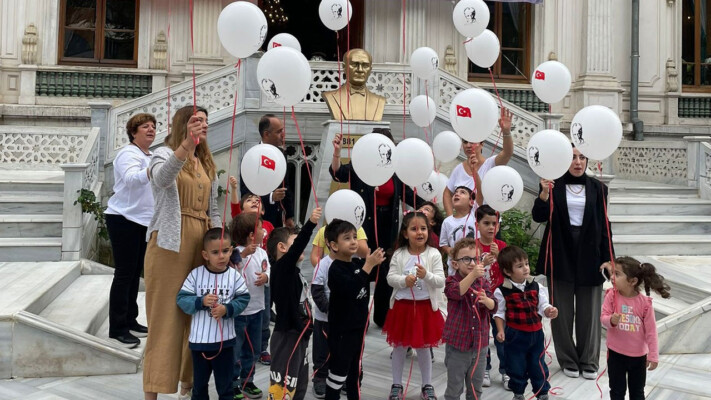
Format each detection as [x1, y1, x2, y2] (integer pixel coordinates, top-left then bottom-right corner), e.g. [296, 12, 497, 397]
[442, 237, 497, 400]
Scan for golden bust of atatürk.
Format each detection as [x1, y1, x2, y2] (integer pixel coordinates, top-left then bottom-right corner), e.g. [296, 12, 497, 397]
[323, 48, 386, 121]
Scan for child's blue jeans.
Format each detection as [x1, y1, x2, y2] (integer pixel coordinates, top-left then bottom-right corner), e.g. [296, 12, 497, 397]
[233, 312, 263, 386]
[503, 327, 549, 396]
[486, 315, 506, 374]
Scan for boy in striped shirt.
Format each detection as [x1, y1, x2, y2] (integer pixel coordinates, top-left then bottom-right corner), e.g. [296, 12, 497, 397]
[177, 227, 251, 400]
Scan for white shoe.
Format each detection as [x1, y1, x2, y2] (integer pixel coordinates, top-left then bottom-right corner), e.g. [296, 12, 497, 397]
[482, 371, 491, 387]
[178, 388, 192, 400]
[502, 374, 511, 391]
[563, 368, 580, 378]
[582, 370, 597, 380]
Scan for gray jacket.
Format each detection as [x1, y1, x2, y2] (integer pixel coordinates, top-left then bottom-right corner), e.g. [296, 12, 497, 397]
[146, 146, 222, 252]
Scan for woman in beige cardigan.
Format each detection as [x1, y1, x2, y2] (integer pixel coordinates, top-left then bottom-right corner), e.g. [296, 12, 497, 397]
[142, 105, 221, 400]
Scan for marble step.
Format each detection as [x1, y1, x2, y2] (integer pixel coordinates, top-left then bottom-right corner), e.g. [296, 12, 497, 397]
[0, 261, 81, 317]
[39, 275, 113, 335]
[0, 192, 64, 214]
[650, 290, 694, 320]
[0, 237, 62, 261]
[0, 214, 62, 238]
[0, 170, 64, 192]
[609, 197, 711, 215]
[608, 185, 698, 197]
[613, 235, 711, 256]
[95, 292, 148, 356]
[609, 215, 711, 235]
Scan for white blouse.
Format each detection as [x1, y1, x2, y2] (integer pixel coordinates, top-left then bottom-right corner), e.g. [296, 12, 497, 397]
[105, 144, 154, 227]
[565, 184, 586, 227]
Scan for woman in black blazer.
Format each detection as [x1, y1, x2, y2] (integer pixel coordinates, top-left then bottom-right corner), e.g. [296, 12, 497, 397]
[329, 128, 422, 327]
[531, 146, 613, 380]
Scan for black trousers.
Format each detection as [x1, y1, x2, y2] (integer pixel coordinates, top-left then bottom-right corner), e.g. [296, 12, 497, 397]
[192, 347, 234, 400]
[312, 319, 329, 382]
[269, 329, 310, 400]
[325, 329, 364, 400]
[106, 214, 147, 337]
[608, 349, 647, 400]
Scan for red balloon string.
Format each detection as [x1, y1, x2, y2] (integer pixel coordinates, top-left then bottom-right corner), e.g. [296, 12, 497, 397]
[188, 0, 199, 144]
[359, 191, 381, 400]
[220, 60, 242, 248]
[242, 325, 257, 391]
[488, 68, 504, 110]
[466, 284, 483, 400]
[201, 273, 224, 360]
[545, 181, 555, 304]
[290, 107, 319, 208]
[166, 0, 171, 135]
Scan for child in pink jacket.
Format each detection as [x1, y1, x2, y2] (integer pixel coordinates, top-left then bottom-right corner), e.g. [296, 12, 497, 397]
[601, 256, 671, 400]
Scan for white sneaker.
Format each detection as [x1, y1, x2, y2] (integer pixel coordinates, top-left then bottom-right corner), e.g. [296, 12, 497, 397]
[582, 370, 597, 380]
[563, 368, 580, 378]
[502, 374, 511, 391]
[482, 371, 491, 387]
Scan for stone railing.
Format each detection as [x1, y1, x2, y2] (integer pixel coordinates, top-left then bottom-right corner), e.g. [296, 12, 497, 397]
[105, 58, 546, 162]
[678, 96, 711, 119]
[611, 140, 689, 185]
[685, 136, 711, 200]
[0, 126, 95, 169]
[36, 69, 152, 98]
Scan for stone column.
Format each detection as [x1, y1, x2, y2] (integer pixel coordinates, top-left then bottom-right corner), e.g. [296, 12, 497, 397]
[188, 0, 223, 69]
[61, 164, 89, 261]
[89, 101, 112, 172]
[571, 0, 623, 114]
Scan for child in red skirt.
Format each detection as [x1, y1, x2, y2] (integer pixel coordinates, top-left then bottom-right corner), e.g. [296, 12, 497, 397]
[383, 211, 445, 400]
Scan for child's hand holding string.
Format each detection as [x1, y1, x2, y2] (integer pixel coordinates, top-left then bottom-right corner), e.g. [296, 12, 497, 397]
[405, 274, 417, 288]
[647, 361, 658, 371]
[241, 242, 258, 258]
[309, 207, 322, 224]
[496, 330, 505, 343]
[415, 264, 426, 279]
[610, 312, 621, 326]
[203, 294, 218, 308]
[477, 290, 495, 310]
[211, 304, 227, 320]
[544, 306, 559, 319]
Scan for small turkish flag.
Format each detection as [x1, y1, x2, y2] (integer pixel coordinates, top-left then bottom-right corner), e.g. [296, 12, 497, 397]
[456, 105, 472, 118]
[534, 70, 546, 80]
[261, 155, 276, 170]
[272, 42, 282, 48]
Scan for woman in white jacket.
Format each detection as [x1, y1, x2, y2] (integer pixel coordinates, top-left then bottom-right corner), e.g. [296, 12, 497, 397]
[382, 211, 445, 400]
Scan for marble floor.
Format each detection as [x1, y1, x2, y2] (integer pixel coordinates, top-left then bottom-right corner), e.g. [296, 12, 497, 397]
[2, 256, 710, 400]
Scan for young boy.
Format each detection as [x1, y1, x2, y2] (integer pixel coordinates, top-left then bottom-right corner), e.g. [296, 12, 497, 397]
[309, 225, 369, 267]
[325, 219, 385, 400]
[230, 212, 271, 399]
[475, 204, 508, 388]
[266, 207, 322, 400]
[177, 228, 251, 400]
[440, 186, 479, 276]
[494, 246, 559, 400]
[442, 237, 497, 400]
[310, 243, 336, 399]
[230, 176, 274, 249]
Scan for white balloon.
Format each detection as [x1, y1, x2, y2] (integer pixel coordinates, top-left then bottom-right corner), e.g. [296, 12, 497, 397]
[531, 61, 572, 104]
[394, 138, 434, 187]
[465, 30, 500, 69]
[267, 33, 301, 52]
[570, 105, 623, 160]
[217, 2, 267, 59]
[449, 88, 499, 143]
[325, 189, 367, 228]
[241, 144, 287, 196]
[527, 130, 574, 180]
[433, 131, 462, 163]
[257, 47, 312, 107]
[409, 95, 437, 128]
[351, 133, 397, 187]
[453, 0, 490, 39]
[319, 0, 352, 31]
[481, 166, 523, 212]
[410, 47, 439, 80]
[415, 171, 448, 202]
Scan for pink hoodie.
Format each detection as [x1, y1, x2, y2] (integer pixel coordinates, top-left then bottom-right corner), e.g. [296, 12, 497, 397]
[601, 289, 659, 362]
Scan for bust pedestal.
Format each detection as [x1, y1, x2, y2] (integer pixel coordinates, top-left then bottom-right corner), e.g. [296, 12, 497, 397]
[307, 120, 391, 215]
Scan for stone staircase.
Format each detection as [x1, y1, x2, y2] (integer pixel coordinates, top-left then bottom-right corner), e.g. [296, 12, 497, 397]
[0, 170, 65, 261]
[609, 179, 711, 256]
[0, 259, 146, 378]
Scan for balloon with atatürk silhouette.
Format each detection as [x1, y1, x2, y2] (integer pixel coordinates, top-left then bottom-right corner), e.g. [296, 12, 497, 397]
[531, 61, 572, 104]
[453, 0, 489, 39]
[257, 46, 312, 107]
[415, 171, 448, 202]
[267, 33, 301, 52]
[481, 166, 523, 212]
[527, 129, 574, 180]
[449, 88, 499, 143]
[570, 105, 622, 160]
[319, 0, 352, 31]
[410, 47, 439, 80]
[217, 2, 267, 59]
[351, 133, 397, 187]
[241, 144, 286, 196]
[325, 189, 367, 228]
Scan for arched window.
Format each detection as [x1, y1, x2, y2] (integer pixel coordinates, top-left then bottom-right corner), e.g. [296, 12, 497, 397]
[468, 1, 532, 83]
[682, 0, 711, 90]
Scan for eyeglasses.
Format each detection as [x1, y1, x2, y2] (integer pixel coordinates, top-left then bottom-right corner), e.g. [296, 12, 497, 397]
[454, 256, 479, 264]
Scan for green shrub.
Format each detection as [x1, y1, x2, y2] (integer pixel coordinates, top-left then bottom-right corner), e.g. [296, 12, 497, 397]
[499, 208, 541, 272]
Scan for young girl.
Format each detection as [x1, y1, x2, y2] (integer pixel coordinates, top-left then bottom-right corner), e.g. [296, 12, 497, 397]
[601, 256, 671, 400]
[383, 212, 445, 400]
[418, 201, 444, 250]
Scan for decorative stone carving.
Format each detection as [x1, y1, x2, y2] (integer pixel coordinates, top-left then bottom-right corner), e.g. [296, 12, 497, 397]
[666, 58, 679, 92]
[0, 132, 87, 165]
[445, 45, 457, 75]
[151, 31, 168, 70]
[21, 24, 38, 65]
[667, 0, 675, 5]
[548, 51, 558, 61]
[614, 146, 688, 184]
